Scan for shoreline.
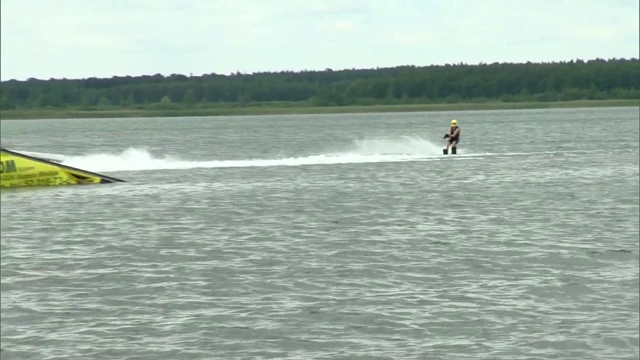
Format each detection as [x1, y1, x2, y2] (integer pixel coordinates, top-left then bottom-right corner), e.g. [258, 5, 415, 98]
[1, 99, 637, 120]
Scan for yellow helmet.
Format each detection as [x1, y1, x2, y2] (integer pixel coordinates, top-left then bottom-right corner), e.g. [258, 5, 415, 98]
[451, 119, 458, 126]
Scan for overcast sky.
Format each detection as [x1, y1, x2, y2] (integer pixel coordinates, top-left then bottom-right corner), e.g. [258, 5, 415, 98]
[1, 0, 638, 81]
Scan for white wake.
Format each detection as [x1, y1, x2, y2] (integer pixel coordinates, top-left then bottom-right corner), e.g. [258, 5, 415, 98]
[29, 136, 472, 173]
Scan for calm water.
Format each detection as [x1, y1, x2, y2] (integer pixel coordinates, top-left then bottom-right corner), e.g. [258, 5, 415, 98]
[1, 107, 639, 360]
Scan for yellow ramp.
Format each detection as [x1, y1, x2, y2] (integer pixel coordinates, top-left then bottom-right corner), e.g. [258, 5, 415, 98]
[1, 148, 125, 188]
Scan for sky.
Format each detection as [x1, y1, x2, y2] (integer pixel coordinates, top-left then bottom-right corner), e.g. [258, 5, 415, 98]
[1, 0, 638, 81]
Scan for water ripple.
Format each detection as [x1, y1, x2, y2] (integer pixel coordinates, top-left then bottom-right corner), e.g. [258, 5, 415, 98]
[2, 109, 638, 360]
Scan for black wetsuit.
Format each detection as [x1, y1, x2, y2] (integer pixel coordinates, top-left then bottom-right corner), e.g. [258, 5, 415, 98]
[448, 126, 460, 144]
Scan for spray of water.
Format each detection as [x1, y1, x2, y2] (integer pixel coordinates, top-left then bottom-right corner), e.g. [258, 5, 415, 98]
[38, 136, 464, 173]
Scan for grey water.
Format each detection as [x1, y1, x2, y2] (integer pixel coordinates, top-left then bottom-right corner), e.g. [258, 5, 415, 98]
[1, 107, 638, 360]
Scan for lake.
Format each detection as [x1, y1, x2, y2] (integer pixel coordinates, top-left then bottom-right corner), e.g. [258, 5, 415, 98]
[1, 107, 638, 360]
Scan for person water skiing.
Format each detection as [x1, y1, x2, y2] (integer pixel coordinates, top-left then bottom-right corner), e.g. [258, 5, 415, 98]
[443, 119, 460, 155]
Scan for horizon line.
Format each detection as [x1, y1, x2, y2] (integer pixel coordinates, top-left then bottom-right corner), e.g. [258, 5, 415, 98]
[2, 56, 638, 83]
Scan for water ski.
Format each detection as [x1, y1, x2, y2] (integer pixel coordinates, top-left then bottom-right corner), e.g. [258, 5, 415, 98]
[443, 147, 457, 155]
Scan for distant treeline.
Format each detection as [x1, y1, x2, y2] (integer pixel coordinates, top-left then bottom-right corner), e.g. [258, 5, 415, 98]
[1, 58, 639, 110]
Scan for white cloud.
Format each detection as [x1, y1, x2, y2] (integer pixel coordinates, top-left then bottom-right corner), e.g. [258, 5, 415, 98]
[1, 0, 638, 80]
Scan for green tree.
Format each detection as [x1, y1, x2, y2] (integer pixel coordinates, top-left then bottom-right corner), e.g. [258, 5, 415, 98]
[183, 89, 197, 105]
[1, 58, 638, 110]
[97, 97, 112, 109]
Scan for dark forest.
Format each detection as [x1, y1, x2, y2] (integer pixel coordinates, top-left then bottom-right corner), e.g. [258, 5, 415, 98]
[1, 58, 638, 111]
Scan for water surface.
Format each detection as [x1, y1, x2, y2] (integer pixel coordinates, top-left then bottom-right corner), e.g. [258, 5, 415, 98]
[1, 107, 638, 359]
